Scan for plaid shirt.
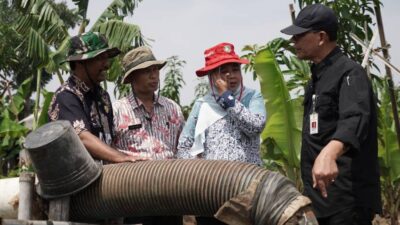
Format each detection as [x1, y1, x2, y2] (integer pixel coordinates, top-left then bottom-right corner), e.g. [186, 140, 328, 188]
[113, 93, 185, 159]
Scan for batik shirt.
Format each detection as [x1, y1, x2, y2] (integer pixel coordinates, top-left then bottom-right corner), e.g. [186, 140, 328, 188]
[176, 87, 266, 165]
[113, 93, 185, 160]
[48, 75, 114, 145]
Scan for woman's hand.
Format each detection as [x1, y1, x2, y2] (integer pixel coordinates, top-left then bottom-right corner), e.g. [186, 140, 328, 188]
[214, 73, 228, 95]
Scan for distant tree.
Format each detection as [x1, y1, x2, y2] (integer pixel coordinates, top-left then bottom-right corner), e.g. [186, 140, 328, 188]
[14, 0, 145, 125]
[0, 0, 78, 119]
[160, 56, 186, 105]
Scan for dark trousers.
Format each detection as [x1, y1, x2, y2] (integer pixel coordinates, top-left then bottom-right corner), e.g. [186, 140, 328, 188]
[124, 216, 183, 225]
[318, 207, 374, 225]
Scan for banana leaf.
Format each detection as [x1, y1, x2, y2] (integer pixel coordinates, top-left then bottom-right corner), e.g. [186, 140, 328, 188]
[254, 47, 302, 175]
[37, 90, 54, 127]
[378, 81, 400, 184]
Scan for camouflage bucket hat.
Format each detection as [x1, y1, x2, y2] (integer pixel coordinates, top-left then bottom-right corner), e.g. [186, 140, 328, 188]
[64, 32, 121, 63]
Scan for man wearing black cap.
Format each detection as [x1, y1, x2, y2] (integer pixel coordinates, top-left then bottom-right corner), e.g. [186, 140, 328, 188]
[281, 4, 381, 225]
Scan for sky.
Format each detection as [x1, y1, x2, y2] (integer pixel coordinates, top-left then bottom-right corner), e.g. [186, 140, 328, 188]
[50, 0, 400, 105]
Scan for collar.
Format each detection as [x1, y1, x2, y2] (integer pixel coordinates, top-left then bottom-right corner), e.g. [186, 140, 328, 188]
[128, 92, 165, 109]
[68, 75, 91, 93]
[311, 47, 342, 81]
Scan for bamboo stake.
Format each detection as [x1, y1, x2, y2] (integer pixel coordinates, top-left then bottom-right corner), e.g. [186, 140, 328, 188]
[374, 2, 400, 154]
[33, 69, 42, 130]
[289, 4, 296, 23]
[364, 22, 371, 79]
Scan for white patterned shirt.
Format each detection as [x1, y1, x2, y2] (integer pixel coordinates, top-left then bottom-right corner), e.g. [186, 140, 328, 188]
[176, 88, 266, 165]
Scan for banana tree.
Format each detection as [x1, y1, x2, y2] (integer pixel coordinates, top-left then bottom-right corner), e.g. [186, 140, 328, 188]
[376, 77, 400, 225]
[0, 78, 32, 176]
[14, 0, 145, 128]
[254, 47, 303, 188]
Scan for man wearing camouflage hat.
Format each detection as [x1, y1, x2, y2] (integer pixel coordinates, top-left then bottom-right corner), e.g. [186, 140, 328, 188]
[48, 31, 148, 163]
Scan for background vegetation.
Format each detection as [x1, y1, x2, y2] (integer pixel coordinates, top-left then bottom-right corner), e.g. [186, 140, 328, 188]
[0, 0, 399, 223]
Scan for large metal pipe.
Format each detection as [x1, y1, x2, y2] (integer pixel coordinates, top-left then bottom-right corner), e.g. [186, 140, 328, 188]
[70, 160, 312, 225]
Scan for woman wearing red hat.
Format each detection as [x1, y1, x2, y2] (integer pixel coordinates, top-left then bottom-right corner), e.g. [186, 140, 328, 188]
[176, 42, 266, 166]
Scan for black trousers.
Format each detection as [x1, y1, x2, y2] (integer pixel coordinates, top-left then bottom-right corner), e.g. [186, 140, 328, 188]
[317, 207, 374, 225]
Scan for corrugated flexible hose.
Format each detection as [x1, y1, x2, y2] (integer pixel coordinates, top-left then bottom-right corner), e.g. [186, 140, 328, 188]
[70, 159, 311, 225]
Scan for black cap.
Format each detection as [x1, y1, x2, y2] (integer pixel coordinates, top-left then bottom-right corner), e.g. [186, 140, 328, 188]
[281, 4, 338, 36]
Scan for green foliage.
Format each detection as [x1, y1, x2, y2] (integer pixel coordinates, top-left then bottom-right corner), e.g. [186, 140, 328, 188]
[0, 1, 49, 99]
[0, 0, 145, 177]
[194, 79, 209, 99]
[296, 0, 377, 64]
[242, 38, 310, 97]
[254, 47, 302, 186]
[160, 56, 186, 105]
[0, 77, 32, 176]
[376, 77, 400, 218]
[37, 90, 54, 127]
[92, 20, 144, 53]
[242, 44, 265, 80]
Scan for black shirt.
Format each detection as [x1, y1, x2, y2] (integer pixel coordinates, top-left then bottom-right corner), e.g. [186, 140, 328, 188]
[301, 47, 381, 217]
[48, 75, 114, 146]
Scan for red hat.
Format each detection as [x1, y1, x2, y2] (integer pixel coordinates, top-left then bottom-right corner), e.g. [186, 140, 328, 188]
[196, 42, 249, 77]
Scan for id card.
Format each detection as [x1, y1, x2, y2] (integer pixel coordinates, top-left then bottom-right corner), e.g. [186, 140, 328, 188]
[310, 113, 319, 134]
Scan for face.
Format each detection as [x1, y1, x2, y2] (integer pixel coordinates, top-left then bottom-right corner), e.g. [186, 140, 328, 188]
[130, 65, 160, 94]
[291, 31, 323, 61]
[211, 63, 242, 91]
[83, 52, 110, 84]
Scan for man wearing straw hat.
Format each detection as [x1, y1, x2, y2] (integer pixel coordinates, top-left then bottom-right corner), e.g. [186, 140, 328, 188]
[48, 32, 148, 163]
[112, 46, 185, 224]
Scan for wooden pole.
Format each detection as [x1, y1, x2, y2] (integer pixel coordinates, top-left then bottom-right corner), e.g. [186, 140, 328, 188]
[374, 2, 400, 152]
[364, 21, 371, 79]
[17, 172, 35, 220]
[289, 4, 296, 23]
[48, 197, 70, 221]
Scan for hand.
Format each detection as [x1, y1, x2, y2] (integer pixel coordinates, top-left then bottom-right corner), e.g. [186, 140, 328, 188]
[214, 74, 228, 95]
[312, 140, 344, 198]
[117, 150, 151, 163]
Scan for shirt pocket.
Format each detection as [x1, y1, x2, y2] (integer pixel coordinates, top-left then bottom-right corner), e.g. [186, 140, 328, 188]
[316, 95, 338, 132]
[316, 95, 337, 119]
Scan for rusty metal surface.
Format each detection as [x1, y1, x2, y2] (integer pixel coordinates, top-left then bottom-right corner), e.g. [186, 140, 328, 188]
[70, 160, 266, 220]
[69, 159, 314, 225]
